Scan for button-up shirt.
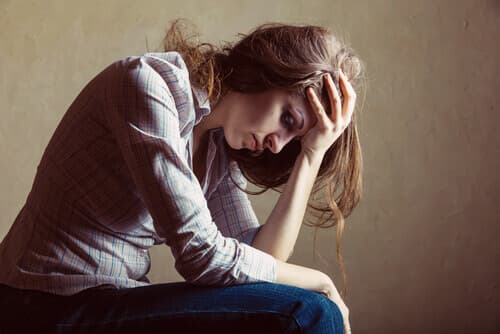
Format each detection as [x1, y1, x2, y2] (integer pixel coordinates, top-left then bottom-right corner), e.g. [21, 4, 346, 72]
[0, 51, 277, 295]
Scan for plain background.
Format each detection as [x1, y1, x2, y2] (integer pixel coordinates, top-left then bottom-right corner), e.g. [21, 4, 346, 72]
[1, 0, 499, 333]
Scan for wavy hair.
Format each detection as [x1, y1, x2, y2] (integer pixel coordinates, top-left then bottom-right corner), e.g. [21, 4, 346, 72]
[156, 18, 366, 298]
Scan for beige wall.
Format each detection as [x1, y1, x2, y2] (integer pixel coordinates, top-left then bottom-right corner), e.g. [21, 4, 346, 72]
[1, 0, 499, 332]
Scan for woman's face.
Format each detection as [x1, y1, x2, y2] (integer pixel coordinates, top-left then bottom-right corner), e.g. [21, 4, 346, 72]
[222, 88, 316, 154]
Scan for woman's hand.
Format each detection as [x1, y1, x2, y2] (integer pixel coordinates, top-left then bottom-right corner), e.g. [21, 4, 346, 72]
[321, 279, 351, 334]
[301, 69, 357, 157]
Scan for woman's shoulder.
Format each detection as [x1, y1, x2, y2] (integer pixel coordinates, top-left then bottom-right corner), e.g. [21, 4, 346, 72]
[141, 51, 187, 70]
[98, 51, 201, 137]
[116, 51, 190, 87]
[106, 51, 189, 87]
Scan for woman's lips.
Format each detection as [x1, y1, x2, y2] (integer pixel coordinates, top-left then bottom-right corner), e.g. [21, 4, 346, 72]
[252, 135, 260, 151]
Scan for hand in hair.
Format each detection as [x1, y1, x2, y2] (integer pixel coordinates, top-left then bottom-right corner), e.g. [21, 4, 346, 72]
[301, 69, 356, 158]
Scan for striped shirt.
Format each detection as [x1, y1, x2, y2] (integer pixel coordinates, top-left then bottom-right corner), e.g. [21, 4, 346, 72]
[0, 51, 277, 295]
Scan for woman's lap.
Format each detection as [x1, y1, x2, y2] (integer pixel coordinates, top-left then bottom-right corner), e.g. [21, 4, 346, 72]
[0, 281, 343, 333]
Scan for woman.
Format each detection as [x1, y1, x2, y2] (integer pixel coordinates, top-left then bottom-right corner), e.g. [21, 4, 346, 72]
[0, 20, 363, 333]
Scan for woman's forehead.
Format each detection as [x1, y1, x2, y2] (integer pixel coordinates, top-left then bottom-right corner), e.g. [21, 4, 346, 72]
[270, 88, 307, 103]
[288, 91, 314, 114]
[261, 88, 313, 114]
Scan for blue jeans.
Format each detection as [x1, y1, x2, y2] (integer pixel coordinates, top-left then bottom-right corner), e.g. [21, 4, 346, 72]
[0, 282, 344, 333]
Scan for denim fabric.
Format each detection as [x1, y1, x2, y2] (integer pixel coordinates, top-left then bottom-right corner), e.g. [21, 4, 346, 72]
[0, 282, 343, 333]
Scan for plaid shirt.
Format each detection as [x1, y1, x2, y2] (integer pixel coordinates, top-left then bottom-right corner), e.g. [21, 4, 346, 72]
[0, 52, 277, 295]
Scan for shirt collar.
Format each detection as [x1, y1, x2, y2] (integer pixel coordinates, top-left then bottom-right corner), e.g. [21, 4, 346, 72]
[191, 84, 211, 126]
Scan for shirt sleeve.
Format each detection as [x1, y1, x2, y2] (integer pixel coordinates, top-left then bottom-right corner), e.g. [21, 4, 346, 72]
[208, 161, 262, 246]
[103, 55, 276, 285]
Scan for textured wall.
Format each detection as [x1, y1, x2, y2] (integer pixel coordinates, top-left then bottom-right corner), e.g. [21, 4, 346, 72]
[1, 0, 499, 333]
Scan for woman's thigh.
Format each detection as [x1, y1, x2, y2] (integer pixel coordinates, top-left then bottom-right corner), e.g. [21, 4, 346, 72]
[0, 282, 343, 333]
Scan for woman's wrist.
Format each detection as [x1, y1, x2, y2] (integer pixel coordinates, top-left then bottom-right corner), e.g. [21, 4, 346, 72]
[299, 148, 325, 168]
[320, 275, 336, 297]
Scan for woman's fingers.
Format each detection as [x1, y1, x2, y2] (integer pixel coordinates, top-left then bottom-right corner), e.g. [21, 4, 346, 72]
[342, 307, 351, 334]
[306, 87, 330, 127]
[324, 73, 342, 127]
[329, 296, 350, 334]
[338, 70, 356, 122]
[302, 70, 357, 154]
[325, 284, 351, 334]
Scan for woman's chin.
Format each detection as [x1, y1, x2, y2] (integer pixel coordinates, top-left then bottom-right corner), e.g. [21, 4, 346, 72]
[227, 137, 246, 150]
[225, 140, 244, 151]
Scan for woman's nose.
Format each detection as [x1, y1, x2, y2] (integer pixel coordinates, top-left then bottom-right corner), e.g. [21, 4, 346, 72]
[264, 133, 293, 154]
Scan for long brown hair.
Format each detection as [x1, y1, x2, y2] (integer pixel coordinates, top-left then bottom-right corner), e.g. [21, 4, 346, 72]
[157, 18, 366, 298]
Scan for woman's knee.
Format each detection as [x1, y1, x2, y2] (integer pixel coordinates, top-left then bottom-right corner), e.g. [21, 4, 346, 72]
[281, 285, 344, 333]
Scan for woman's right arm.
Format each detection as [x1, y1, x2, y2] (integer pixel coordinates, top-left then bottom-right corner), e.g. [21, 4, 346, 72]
[102, 53, 276, 286]
[275, 259, 332, 295]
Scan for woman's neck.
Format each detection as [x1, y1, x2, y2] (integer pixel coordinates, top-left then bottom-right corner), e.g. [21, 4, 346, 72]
[192, 90, 230, 153]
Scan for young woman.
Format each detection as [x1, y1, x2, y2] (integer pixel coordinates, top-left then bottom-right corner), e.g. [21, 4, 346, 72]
[0, 20, 363, 333]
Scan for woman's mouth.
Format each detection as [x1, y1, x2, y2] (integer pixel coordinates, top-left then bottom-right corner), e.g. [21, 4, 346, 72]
[252, 135, 257, 150]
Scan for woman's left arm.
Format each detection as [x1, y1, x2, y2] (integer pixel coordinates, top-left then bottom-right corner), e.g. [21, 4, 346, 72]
[253, 70, 356, 262]
[251, 150, 323, 261]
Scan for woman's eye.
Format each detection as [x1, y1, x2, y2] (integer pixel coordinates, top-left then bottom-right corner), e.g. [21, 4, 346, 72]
[281, 111, 295, 130]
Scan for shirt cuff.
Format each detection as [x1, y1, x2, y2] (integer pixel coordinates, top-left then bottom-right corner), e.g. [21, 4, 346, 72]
[240, 242, 277, 284]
